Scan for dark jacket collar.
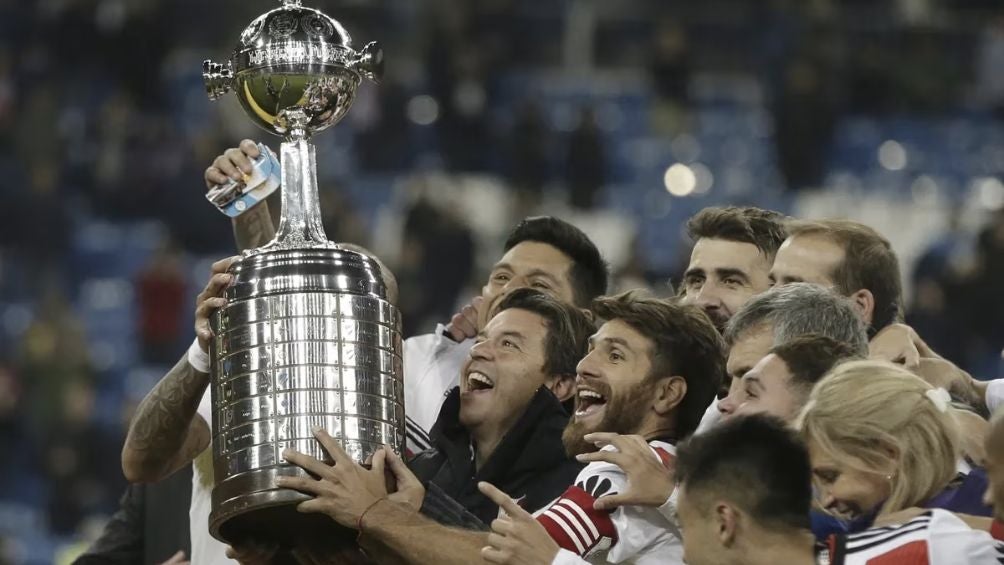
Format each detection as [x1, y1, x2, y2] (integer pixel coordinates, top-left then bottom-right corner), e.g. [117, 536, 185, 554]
[429, 385, 571, 485]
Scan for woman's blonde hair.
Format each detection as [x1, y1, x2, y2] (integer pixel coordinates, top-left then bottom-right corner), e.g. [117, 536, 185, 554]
[796, 360, 961, 515]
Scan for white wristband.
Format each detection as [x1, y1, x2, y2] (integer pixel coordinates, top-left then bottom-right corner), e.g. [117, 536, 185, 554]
[188, 337, 211, 374]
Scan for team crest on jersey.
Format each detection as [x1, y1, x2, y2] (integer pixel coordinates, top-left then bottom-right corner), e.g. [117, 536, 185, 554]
[577, 475, 617, 498]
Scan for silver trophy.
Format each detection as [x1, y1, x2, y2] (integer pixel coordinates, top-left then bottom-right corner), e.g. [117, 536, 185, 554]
[203, 0, 401, 547]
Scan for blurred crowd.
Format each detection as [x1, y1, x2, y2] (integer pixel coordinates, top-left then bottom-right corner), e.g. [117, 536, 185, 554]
[1, 0, 1004, 561]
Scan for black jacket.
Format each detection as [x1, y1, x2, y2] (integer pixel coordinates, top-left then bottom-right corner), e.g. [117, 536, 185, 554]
[409, 386, 582, 527]
[73, 466, 192, 564]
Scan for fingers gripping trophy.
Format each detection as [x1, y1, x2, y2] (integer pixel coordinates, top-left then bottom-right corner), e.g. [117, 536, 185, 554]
[201, 0, 403, 548]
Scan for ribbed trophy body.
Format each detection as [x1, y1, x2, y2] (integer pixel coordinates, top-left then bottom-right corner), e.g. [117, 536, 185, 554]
[207, 249, 403, 544]
[202, 0, 392, 547]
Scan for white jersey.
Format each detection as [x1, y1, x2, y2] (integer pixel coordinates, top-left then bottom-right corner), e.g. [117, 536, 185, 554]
[537, 440, 682, 565]
[402, 326, 473, 455]
[820, 509, 1004, 565]
[190, 390, 233, 564]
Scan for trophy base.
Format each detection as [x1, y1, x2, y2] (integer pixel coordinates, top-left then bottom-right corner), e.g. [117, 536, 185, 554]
[210, 478, 357, 551]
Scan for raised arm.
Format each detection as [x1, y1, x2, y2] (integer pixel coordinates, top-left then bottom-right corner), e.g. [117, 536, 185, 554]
[204, 139, 280, 251]
[121, 256, 237, 482]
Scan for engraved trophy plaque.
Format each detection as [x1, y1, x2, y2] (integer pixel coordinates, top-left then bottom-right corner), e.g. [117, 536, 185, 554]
[202, 0, 401, 547]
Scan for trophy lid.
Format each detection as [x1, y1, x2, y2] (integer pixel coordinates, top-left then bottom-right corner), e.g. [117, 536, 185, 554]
[203, 0, 383, 138]
[235, 1, 355, 70]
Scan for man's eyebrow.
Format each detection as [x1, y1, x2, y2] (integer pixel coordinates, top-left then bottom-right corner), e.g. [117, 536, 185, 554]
[683, 267, 705, 279]
[491, 262, 513, 273]
[497, 330, 525, 342]
[743, 374, 763, 390]
[714, 268, 750, 282]
[523, 269, 559, 283]
[729, 365, 752, 379]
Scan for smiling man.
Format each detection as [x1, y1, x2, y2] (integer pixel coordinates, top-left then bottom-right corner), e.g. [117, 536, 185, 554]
[679, 206, 788, 332]
[404, 287, 595, 525]
[528, 292, 725, 564]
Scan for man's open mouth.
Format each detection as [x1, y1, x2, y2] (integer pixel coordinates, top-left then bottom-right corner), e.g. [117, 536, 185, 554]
[575, 387, 607, 417]
[466, 371, 495, 393]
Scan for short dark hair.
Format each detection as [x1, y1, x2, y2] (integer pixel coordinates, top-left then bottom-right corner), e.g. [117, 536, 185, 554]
[505, 217, 608, 307]
[787, 219, 903, 332]
[591, 292, 725, 438]
[770, 334, 861, 393]
[676, 414, 812, 531]
[686, 207, 788, 260]
[498, 288, 595, 378]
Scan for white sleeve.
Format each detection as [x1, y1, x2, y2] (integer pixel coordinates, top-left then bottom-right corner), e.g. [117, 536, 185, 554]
[550, 549, 591, 565]
[402, 328, 473, 434]
[985, 379, 1004, 414]
[657, 487, 678, 525]
[927, 509, 1004, 565]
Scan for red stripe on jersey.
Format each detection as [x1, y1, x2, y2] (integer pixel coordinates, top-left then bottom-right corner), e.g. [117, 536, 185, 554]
[864, 539, 928, 565]
[991, 519, 1004, 541]
[537, 486, 618, 556]
[652, 447, 674, 469]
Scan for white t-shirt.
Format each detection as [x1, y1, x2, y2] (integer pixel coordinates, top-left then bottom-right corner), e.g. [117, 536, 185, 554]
[190, 389, 232, 564]
[402, 326, 474, 454]
[538, 440, 682, 565]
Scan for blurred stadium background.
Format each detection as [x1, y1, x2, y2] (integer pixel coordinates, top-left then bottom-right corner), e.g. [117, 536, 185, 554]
[1, 0, 1004, 562]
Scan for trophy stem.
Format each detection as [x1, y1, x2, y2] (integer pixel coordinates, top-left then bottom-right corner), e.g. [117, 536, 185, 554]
[270, 138, 332, 249]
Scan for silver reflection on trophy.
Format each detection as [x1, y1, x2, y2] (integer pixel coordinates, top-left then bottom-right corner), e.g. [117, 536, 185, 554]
[202, 0, 401, 547]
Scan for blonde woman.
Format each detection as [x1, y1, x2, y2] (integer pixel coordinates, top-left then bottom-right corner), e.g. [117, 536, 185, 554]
[797, 360, 993, 537]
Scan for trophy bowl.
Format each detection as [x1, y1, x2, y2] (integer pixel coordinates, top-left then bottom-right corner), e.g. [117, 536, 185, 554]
[204, 0, 383, 138]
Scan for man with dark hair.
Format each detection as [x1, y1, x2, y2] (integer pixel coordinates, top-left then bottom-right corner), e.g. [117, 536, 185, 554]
[770, 219, 903, 335]
[676, 415, 1004, 565]
[733, 334, 861, 421]
[403, 287, 594, 525]
[680, 206, 788, 331]
[534, 292, 724, 563]
[675, 414, 814, 565]
[404, 215, 608, 455]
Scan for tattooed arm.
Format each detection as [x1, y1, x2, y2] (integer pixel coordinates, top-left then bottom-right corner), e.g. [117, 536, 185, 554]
[121, 355, 211, 483]
[121, 256, 239, 483]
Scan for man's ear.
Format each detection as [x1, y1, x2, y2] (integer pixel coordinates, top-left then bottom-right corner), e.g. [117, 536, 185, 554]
[850, 288, 875, 327]
[716, 502, 739, 546]
[579, 307, 596, 323]
[653, 375, 687, 416]
[546, 374, 576, 403]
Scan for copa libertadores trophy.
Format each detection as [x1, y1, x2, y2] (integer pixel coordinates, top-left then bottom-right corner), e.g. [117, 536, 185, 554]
[202, 0, 403, 547]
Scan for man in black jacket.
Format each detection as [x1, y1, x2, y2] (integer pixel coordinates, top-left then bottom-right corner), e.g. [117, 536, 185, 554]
[405, 287, 593, 526]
